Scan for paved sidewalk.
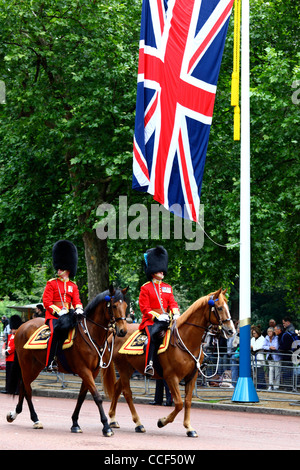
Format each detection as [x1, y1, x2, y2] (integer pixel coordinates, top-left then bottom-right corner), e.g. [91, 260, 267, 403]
[1, 370, 300, 417]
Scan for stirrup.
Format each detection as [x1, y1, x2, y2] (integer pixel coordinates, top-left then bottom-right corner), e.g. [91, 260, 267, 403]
[144, 361, 154, 377]
[47, 359, 58, 372]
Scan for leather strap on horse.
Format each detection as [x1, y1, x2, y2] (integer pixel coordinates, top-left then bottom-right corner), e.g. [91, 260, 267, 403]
[104, 295, 126, 325]
[171, 318, 222, 379]
[78, 318, 115, 369]
[174, 323, 202, 371]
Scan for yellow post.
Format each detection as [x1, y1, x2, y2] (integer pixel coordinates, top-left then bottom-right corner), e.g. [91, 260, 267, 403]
[231, 0, 241, 140]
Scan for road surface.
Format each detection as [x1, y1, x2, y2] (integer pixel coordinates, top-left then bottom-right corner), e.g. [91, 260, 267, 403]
[1, 393, 299, 451]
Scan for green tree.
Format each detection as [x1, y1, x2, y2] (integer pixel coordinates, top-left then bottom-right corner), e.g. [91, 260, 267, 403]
[0, 0, 298, 323]
[0, 0, 141, 300]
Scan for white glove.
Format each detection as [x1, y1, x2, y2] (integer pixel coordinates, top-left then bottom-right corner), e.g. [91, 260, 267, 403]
[158, 313, 169, 322]
[173, 314, 180, 320]
[75, 307, 84, 315]
[58, 307, 68, 317]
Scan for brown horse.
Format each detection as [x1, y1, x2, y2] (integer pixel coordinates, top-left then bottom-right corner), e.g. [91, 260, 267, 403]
[6, 286, 128, 437]
[101, 288, 235, 437]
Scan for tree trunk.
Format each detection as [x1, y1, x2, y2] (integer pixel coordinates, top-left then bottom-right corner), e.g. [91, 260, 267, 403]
[82, 230, 109, 302]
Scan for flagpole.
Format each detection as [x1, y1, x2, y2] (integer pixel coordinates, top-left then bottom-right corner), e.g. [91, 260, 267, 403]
[232, 0, 259, 402]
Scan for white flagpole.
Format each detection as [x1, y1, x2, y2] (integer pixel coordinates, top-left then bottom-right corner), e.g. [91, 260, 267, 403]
[232, 0, 259, 402]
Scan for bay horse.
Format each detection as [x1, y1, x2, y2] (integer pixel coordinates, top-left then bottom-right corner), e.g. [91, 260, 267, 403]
[6, 285, 128, 437]
[101, 288, 235, 437]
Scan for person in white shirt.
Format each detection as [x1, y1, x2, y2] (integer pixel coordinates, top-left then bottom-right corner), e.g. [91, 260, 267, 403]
[263, 327, 280, 390]
[251, 326, 266, 389]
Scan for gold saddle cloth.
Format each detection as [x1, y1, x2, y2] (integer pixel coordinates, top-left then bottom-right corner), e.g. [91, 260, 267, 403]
[24, 324, 75, 350]
[119, 329, 170, 356]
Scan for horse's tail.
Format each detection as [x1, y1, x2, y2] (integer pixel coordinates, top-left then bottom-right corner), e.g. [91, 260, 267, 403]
[101, 360, 117, 400]
[9, 351, 22, 396]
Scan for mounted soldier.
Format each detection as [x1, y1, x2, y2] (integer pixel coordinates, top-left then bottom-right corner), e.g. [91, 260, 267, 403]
[139, 245, 180, 376]
[43, 240, 83, 371]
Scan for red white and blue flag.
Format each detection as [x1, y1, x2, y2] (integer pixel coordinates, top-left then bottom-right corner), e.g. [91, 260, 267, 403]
[132, 0, 233, 222]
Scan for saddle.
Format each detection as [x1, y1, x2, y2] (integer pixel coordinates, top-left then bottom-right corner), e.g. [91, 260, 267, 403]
[119, 329, 171, 356]
[24, 324, 75, 350]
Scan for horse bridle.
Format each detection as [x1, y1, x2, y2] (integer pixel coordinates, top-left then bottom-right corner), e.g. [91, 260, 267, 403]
[82, 295, 126, 330]
[208, 296, 232, 332]
[182, 296, 232, 335]
[104, 294, 127, 327]
[172, 295, 233, 373]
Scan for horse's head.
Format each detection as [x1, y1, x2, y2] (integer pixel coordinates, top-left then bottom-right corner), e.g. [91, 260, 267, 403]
[105, 285, 129, 337]
[207, 288, 236, 339]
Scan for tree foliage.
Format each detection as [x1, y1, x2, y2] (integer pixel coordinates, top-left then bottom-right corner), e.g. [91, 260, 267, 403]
[0, 0, 141, 300]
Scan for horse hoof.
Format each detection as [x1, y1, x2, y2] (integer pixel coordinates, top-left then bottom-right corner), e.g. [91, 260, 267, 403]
[187, 430, 198, 438]
[157, 418, 166, 428]
[110, 421, 120, 429]
[6, 411, 17, 423]
[33, 421, 43, 429]
[71, 425, 83, 433]
[135, 425, 146, 433]
[103, 427, 114, 437]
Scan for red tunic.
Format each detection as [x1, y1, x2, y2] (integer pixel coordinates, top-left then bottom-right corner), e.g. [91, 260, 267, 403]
[43, 277, 83, 322]
[139, 280, 179, 330]
[6, 334, 16, 362]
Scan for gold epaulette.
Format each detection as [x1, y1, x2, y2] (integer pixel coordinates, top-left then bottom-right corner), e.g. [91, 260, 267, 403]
[141, 281, 150, 287]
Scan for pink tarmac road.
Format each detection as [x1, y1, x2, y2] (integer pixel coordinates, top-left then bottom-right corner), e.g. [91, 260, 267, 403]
[1, 394, 299, 451]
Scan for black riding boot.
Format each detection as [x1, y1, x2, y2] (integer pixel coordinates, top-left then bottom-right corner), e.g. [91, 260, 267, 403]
[144, 340, 157, 377]
[47, 328, 60, 371]
[144, 321, 169, 377]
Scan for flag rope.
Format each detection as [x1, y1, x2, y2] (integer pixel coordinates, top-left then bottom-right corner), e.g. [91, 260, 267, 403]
[199, 221, 240, 249]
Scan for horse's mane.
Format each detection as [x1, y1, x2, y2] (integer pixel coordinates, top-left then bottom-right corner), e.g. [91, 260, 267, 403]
[84, 289, 126, 317]
[175, 296, 207, 328]
[176, 290, 222, 328]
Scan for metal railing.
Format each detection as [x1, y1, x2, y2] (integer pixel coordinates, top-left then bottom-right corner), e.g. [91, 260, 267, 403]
[193, 349, 300, 394]
[25, 349, 300, 397]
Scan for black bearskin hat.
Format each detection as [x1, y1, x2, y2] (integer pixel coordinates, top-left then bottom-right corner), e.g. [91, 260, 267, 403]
[52, 240, 78, 278]
[9, 315, 23, 330]
[144, 245, 168, 281]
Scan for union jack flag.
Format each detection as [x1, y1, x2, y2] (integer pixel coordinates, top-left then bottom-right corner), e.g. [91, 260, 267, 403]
[132, 0, 233, 222]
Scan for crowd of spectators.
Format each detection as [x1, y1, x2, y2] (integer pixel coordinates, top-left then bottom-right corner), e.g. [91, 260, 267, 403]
[250, 317, 299, 390]
[202, 316, 299, 391]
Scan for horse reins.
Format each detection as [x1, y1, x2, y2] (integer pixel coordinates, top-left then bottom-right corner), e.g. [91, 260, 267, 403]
[173, 322, 221, 379]
[172, 296, 232, 378]
[78, 295, 125, 369]
[78, 317, 114, 368]
[81, 294, 126, 331]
